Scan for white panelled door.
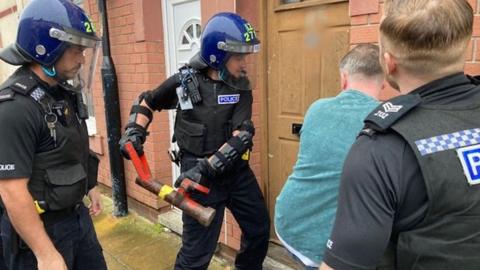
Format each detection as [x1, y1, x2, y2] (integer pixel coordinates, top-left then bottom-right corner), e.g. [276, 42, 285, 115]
[163, 0, 201, 185]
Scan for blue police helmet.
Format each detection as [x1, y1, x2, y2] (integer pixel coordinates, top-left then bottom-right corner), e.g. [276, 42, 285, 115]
[200, 13, 260, 70]
[10, 0, 100, 67]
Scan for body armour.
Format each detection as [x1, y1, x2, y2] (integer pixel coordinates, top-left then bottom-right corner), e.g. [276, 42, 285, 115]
[174, 71, 250, 157]
[0, 68, 93, 211]
[365, 89, 480, 270]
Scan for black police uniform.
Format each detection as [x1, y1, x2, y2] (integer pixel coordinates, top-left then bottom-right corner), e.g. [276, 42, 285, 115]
[143, 67, 270, 270]
[323, 73, 480, 270]
[0, 67, 107, 270]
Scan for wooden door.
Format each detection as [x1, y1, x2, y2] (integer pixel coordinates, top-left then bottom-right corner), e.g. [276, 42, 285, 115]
[265, 0, 350, 237]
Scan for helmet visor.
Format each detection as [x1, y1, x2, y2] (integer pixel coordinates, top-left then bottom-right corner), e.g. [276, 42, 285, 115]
[60, 43, 100, 90]
[60, 43, 100, 119]
[217, 40, 260, 54]
[50, 25, 101, 96]
[49, 27, 101, 49]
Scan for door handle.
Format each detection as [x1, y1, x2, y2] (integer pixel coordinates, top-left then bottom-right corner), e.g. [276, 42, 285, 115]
[292, 123, 302, 136]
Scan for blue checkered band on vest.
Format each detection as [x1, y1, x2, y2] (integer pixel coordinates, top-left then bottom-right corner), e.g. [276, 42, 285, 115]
[30, 87, 45, 101]
[415, 128, 480, 156]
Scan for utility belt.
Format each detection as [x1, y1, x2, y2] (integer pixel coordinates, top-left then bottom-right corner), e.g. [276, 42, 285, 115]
[39, 203, 82, 226]
[34, 200, 82, 225]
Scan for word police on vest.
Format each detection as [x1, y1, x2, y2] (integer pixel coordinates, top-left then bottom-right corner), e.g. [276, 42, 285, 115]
[218, 94, 240, 104]
[457, 144, 480, 185]
[0, 164, 15, 171]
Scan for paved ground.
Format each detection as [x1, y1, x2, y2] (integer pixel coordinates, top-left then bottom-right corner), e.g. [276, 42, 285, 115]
[93, 196, 231, 270]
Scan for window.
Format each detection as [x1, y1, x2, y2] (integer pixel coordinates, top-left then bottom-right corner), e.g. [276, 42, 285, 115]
[179, 20, 201, 51]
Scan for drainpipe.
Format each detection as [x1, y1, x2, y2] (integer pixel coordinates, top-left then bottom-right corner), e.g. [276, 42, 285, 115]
[98, 0, 128, 217]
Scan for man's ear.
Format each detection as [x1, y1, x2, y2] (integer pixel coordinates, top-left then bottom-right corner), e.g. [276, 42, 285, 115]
[383, 52, 397, 76]
[340, 71, 348, 90]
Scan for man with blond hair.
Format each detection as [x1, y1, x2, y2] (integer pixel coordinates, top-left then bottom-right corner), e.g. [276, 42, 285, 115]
[320, 1, 480, 269]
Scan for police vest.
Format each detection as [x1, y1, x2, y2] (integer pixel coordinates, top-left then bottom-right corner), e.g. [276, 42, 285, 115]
[364, 89, 480, 270]
[174, 72, 249, 157]
[0, 68, 92, 211]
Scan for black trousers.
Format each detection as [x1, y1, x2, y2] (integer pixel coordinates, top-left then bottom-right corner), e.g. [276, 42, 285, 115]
[1, 205, 106, 270]
[174, 155, 270, 270]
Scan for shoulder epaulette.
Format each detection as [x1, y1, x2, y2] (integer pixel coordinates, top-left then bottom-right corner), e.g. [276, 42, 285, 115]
[363, 94, 422, 133]
[0, 74, 39, 103]
[8, 75, 38, 96]
[0, 88, 14, 102]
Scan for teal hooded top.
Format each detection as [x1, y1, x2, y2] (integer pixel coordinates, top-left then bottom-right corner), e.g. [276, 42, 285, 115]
[275, 89, 379, 264]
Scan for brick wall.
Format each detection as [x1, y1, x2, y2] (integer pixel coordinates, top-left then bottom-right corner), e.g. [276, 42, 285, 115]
[349, 0, 480, 100]
[84, 0, 170, 211]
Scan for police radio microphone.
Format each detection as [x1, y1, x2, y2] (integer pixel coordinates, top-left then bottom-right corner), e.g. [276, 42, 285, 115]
[185, 75, 202, 104]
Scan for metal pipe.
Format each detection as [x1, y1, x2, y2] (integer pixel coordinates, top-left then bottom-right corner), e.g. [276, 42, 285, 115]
[98, 0, 128, 217]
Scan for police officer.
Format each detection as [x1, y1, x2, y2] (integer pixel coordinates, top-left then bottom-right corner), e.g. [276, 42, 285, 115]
[120, 13, 270, 270]
[320, 1, 480, 270]
[0, 0, 107, 269]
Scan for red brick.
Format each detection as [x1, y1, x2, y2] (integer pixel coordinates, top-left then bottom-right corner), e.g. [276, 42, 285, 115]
[134, 42, 148, 53]
[465, 62, 480, 75]
[116, 64, 135, 74]
[350, 0, 379, 16]
[110, 16, 126, 27]
[129, 54, 143, 64]
[350, 25, 379, 44]
[125, 15, 135, 25]
[466, 39, 474, 61]
[351, 15, 368, 26]
[109, 4, 132, 18]
[144, 73, 163, 84]
[369, 3, 383, 24]
[232, 226, 242, 240]
[227, 237, 241, 251]
[109, 0, 131, 9]
[146, 42, 162, 53]
[468, 0, 477, 13]
[142, 53, 164, 64]
[473, 16, 480, 37]
[120, 25, 134, 35]
[475, 39, 480, 62]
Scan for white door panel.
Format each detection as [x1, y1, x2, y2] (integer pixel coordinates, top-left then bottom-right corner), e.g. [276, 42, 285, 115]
[163, 0, 201, 186]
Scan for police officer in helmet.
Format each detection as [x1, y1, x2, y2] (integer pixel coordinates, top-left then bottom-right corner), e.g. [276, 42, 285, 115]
[0, 0, 106, 269]
[120, 12, 270, 270]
